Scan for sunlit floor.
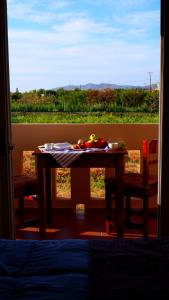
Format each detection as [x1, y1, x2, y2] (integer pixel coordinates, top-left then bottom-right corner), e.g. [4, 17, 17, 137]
[16, 208, 157, 240]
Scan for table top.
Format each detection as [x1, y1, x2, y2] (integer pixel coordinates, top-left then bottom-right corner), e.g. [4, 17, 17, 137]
[33, 148, 127, 155]
[33, 148, 127, 168]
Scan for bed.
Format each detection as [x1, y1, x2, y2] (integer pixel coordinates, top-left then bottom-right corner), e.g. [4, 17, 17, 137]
[1, 238, 169, 299]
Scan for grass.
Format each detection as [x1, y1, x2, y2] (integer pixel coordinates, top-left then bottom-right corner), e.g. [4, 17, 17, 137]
[12, 112, 159, 123]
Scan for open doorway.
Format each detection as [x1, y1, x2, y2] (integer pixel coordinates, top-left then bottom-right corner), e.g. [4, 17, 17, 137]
[1, 0, 169, 238]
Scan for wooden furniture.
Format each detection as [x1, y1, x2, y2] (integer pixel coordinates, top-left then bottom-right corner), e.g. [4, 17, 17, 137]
[33, 149, 127, 239]
[14, 175, 38, 227]
[105, 139, 158, 237]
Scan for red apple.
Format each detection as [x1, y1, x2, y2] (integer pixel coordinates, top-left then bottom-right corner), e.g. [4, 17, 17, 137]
[95, 138, 107, 148]
[84, 141, 94, 148]
[84, 138, 107, 148]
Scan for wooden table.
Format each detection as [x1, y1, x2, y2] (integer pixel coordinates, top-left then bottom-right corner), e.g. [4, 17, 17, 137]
[33, 149, 127, 239]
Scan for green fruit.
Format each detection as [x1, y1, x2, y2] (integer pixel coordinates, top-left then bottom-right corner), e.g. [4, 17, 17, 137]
[89, 133, 96, 141]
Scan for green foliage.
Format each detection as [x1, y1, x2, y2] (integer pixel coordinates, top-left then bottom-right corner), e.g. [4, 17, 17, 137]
[11, 89, 22, 101]
[87, 88, 117, 105]
[143, 90, 159, 112]
[11, 88, 159, 115]
[117, 89, 145, 107]
[11, 112, 159, 124]
[11, 102, 56, 112]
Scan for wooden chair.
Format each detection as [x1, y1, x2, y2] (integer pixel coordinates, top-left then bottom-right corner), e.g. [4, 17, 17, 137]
[14, 175, 38, 228]
[105, 139, 158, 237]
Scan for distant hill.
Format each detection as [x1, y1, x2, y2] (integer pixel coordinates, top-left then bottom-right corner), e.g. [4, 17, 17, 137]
[53, 82, 158, 91]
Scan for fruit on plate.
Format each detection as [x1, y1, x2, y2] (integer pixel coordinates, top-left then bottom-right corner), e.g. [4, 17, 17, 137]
[77, 138, 84, 145]
[71, 144, 81, 150]
[74, 134, 107, 149]
[84, 133, 107, 148]
[77, 138, 85, 149]
[89, 133, 97, 142]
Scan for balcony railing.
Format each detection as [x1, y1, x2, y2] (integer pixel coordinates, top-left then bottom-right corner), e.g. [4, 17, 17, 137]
[12, 124, 158, 209]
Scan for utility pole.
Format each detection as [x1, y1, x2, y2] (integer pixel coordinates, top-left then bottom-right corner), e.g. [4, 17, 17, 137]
[148, 71, 152, 91]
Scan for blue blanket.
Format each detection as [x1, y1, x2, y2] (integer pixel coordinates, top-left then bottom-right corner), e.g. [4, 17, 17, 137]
[1, 238, 169, 300]
[0, 239, 89, 300]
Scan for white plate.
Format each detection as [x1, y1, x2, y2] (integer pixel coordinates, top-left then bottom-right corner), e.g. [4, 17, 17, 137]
[54, 142, 72, 149]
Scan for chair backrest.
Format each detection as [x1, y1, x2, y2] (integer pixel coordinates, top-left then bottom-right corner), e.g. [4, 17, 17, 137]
[14, 175, 38, 198]
[142, 139, 158, 186]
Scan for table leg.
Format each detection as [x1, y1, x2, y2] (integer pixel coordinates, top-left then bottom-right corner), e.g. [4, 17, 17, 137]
[37, 156, 46, 239]
[45, 166, 52, 225]
[115, 156, 125, 238]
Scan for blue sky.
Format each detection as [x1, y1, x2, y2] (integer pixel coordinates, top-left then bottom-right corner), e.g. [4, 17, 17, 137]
[7, 0, 160, 92]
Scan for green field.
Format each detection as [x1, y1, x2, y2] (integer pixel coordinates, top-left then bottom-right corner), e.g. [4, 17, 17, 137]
[12, 112, 159, 123]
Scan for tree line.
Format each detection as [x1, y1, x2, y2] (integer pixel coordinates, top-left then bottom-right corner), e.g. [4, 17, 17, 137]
[11, 88, 159, 113]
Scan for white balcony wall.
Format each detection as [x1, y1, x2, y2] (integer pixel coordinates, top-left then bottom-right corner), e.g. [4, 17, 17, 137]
[12, 124, 158, 209]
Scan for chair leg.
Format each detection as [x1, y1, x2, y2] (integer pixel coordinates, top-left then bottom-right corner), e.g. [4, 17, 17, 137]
[18, 196, 25, 227]
[143, 196, 149, 238]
